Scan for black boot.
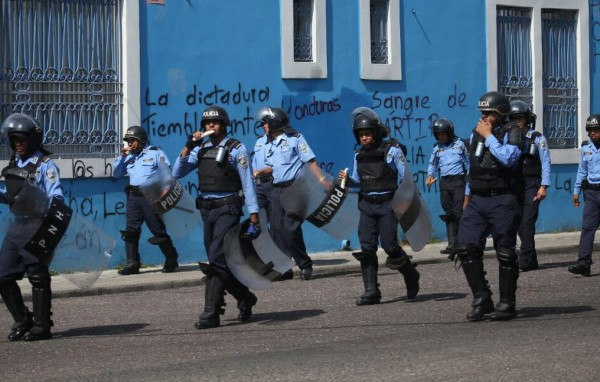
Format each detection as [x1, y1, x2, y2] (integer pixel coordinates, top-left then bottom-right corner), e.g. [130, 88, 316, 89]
[460, 256, 494, 321]
[119, 230, 140, 275]
[568, 262, 591, 277]
[441, 220, 457, 255]
[386, 254, 420, 300]
[0, 280, 33, 341]
[353, 252, 381, 306]
[223, 273, 257, 322]
[194, 274, 225, 329]
[156, 237, 179, 273]
[490, 265, 518, 321]
[23, 281, 53, 341]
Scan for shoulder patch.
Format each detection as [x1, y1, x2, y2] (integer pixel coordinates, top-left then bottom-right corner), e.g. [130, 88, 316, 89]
[299, 143, 309, 154]
[47, 169, 57, 183]
[238, 155, 249, 169]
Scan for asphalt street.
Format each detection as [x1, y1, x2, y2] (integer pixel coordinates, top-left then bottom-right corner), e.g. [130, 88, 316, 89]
[0, 252, 598, 381]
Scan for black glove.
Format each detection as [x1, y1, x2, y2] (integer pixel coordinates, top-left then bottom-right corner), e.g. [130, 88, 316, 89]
[185, 134, 201, 150]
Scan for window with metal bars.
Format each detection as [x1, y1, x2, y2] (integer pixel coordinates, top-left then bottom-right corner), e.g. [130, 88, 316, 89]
[370, 0, 388, 64]
[0, 0, 123, 160]
[293, 0, 313, 62]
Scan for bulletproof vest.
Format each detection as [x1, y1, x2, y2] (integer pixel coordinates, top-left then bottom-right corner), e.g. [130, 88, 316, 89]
[1, 155, 48, 204]
[356, 140, 400, 193]
[197, 138, 243, 192]
[521, 131, 542, 177]
[468, 123, 522, 192]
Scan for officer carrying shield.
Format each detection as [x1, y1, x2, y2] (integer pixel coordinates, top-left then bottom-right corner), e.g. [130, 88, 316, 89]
[259, 107, 316, 280]
[426, 118, 469, 257]
[252, 115, 294, 281]
[113, 125, 180, 275]
[568, 114, 600, 277]
[508, 101, 551, 272]
[453, 91, 523, 321]
[0, 113, 63, 341]
[173, 105, 261, 329]
[338, 108, 420, 305]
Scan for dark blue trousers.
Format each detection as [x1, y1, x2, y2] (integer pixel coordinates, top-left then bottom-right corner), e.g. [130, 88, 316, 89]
[440, 175, 466, 222]
[517, 177, 542, 266]
[255, 181, 273, 220]
[358, 199, 405, 257]
[577, 189, 600, 265]
[126, 193, 169, 237]
[200, 203, 242, 273]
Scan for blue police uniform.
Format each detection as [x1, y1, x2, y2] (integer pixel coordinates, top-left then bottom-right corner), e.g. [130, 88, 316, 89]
[252, 134, 274, 218]
[113, 145, 179, 274]
[0, 150, 63, 341]
[516, 129, 551, 271]
[346, 138, 420, 304]
[427, 137, 469, 253]
[455, 123, 523, 321]
[264, 131, 315, 278]
[571, 140, 600, 269]
[173, 134, 259, 328]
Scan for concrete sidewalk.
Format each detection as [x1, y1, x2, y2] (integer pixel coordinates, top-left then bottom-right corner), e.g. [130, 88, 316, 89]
[14, 231, 583, 300]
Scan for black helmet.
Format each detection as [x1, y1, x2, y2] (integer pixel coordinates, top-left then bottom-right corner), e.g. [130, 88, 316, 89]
[350, 107, 388, 144]
[508, 100, 533, 124]
[431, 118, 455, 141]
[477, 91, 511, 116]
[1, 113, 44, 152]
[201, 106, 230, 127]
[257, 107, 290, 133]
[123, 125, 148, 144]
[586, 114, 600, 131]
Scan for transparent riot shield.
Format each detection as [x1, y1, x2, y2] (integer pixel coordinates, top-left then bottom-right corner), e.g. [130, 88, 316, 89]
[1, 181, 113, 289]
[223, 209, 292, 289]
[391, 166, 432, 252]
[138, 162, 202, 240]
[279, 165, 359, 240]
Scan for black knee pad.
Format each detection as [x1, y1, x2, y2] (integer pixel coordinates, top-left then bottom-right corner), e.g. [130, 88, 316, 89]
[120, 230, 140, 242]
[352, 251, 377, 262]
[454, 244, 480, 262]
[148, 235, 170, 245]
[25, 265, 51, 288]
[496, 248, 517, 266]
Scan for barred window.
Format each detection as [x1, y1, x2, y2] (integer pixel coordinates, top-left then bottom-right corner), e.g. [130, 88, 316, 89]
[293, 0, 313, 62]
[370, 0, 388, 64]
[0, 0, 123, 160]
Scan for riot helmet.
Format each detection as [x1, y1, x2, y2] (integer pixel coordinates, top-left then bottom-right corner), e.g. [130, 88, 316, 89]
[477, 91, 511, 116]
[350, 107, 388, 144]
[201, 106, 230, 128]
[508, 100, 533, 124]
[123, 125, 148, 144]
[1, 113, 44, 153]
[431, 118, 455, 141]
[256, 107, 290, 133]
[586, 114, 600, 131]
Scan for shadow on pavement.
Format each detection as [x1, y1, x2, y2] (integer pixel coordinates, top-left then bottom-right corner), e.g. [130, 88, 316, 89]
[383, 292, 468, 304]
[517, 305, 595, 319]
[55, 323, 153, 338]
[250, 309, 326, 326]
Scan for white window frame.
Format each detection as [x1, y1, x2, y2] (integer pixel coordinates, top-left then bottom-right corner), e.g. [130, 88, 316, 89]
[359, 0, 402, 81]
[486, 0, 590, 164]
[0, 0, 141, 178]
[281, 0, 328, 79]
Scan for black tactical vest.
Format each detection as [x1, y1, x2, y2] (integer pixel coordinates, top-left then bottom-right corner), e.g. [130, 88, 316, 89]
[197, 138, 243, 193]
[1, 155, 48, 204]
[468, 123, 522, 192]
[356, 140, 400, 193]
[521, 131, 542, 178]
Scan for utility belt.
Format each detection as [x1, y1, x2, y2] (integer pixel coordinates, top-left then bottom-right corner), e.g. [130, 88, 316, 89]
[125, 185, 143, 196]
[470, 188, 510, 197]
[582, 180, 600, 191]
[255, 175, 274, 185]
[441, 174, 465, 180]
[273, 179, 295, 188]
[195, 194, 244, 210]
[360, 192, 395, 204]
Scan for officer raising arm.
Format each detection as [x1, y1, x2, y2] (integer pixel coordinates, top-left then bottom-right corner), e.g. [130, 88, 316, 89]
[173, 106, 260, 329]
[113, 126, 180, 276]
[568, 114, 600, 277]
[0, 113, 63, 341]
[453, 91, 523, 322]
[338, 108, 420, 306]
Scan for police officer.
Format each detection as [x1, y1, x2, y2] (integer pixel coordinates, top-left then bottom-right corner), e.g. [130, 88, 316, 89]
[0, 113, 63, 341]
[173, 105, 261, 329]
[338, 109, 420, 305]
[260, 107, 315, 280]
[426, 118, 469, 257]
[453, 91, 523, 321]
[252, 114, 293, 281]
[509, 100, 551, 272]
[113, 126, 180, 275]
[568, 114, 600, 277]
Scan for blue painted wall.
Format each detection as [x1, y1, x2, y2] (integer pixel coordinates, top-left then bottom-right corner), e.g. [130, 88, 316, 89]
[3, 0, 599, 267]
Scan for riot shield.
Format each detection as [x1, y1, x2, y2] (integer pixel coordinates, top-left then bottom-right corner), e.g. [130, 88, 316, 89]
[1, 181, 113, 289]
[279, 165, 359, 240]
[224, 209, 292, 289]
[391, 166, 432, 252]
[138, 162, 202, 240]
